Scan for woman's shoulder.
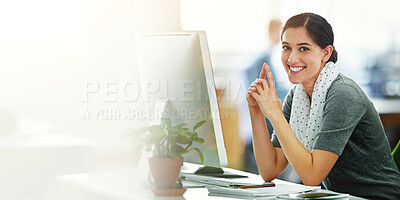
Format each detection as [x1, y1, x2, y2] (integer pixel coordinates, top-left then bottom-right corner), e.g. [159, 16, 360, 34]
[330, 73, 359, 89]
[328, 73, 369, 104]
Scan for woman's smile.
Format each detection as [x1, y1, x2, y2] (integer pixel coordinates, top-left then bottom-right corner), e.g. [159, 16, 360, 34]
[288, 65, 306, 73]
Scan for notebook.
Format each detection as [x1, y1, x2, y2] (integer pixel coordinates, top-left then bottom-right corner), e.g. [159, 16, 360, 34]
[207, 184, 320, 197]
[276, 191, 350, 199]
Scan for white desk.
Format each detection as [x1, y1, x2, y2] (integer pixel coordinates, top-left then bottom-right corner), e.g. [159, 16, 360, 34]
[57, 164, 366, 200]
[0, 133, 95, 200]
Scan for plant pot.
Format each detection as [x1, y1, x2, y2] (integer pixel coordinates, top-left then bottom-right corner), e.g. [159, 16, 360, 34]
[148, 156, 183, 189]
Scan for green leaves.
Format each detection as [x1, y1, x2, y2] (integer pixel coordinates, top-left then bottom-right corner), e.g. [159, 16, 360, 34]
[170, 144, 185, 158]
[125, 117, 207, 161]
[193, 120, 206, 132]
[173, 135, 190, 145]
[188, 148, 204, 164]
[193, 137, 205, 144]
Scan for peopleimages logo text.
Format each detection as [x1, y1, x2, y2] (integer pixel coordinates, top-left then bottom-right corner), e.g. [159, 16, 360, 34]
[81, 107, 229, 121]
[81, 79, 249, 103]
[80, 79, 245, 121]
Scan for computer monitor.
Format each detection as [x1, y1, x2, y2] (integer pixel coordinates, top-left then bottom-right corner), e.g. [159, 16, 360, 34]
[135, 32, 228, 172]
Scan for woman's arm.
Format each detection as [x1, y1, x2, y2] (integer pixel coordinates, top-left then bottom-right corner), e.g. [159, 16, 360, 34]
[247, 63, 288, 181]
[269, 112, 338, 185]
[249, 65, 339, 186]
[249, 106, 288, 181]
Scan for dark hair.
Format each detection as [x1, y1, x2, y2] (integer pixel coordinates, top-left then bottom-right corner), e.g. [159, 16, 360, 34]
[281, 13, 338, 63]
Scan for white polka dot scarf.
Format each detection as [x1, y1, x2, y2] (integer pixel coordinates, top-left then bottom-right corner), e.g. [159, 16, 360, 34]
[289, 61, 339, 152]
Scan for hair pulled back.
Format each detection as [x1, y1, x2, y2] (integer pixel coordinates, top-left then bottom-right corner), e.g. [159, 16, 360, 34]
[281, 13, 337, 63]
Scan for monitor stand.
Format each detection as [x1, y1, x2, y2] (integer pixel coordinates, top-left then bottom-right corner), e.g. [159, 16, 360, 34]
[194, 166, 248, 178]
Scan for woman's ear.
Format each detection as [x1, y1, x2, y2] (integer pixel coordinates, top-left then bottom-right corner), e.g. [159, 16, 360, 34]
[322, 45, 333, 62]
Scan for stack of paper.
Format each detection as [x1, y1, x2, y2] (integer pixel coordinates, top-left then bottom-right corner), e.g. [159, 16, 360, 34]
[276, 191, 350, 199]
[181, 173, 257, 187]
[207, 184, 320, 198]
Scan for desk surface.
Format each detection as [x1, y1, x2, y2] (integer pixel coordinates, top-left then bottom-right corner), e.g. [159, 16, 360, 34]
[57, 164, 366, 200]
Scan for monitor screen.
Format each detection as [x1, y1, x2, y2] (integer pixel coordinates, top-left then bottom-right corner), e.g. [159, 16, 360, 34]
[135, 32, 228, 168]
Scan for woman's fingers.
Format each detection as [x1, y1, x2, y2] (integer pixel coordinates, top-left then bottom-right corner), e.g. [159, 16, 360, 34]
[255, 63, 276, 91]
[249, 90, 261, 101]
[265, 65, 276, 91]
[247, 83, 261, 102]
[246, 89, 251, 97]
[259, 63, 267, 79]
[254, 84, 263, 94]
[250, 80, 261, 94]
[257, 78, 269, 92]
[249, 86, 260, 96]
[246, 92, 252, 100]
[250, 75, 278, 99]
[255, 78, 280, 101]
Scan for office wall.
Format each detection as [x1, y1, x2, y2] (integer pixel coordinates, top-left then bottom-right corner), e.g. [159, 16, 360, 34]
[0, 0, 181, 161]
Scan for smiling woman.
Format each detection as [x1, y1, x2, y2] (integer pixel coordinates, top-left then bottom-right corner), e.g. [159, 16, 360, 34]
[280, 13, 335, 96]
[281, 27, 331, 93]
[246, 13, 400, 199]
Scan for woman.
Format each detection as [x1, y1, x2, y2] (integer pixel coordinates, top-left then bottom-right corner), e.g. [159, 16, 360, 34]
[247, 13, 400, 199]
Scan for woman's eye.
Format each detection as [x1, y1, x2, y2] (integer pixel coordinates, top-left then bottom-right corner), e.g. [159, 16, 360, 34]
[299, 47, 309, 51]
[282, 46, 291, 51]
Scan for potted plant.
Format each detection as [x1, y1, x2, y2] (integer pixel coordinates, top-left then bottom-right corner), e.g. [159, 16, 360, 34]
[126, 117, 206, 196]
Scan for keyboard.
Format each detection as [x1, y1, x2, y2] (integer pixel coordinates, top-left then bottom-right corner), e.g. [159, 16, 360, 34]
[180, 173, 256, 187]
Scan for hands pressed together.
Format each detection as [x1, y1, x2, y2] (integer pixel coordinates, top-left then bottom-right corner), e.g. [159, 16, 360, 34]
[246, 63, 283, 120]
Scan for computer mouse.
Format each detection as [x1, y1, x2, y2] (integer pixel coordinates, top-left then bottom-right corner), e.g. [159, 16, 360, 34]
[194, 166, 224, 174]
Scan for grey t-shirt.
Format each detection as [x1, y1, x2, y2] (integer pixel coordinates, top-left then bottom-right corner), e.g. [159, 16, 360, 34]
[271, 73, 400, 199]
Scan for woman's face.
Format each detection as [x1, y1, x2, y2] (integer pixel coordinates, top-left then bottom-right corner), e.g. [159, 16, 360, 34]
[281, 27, 327, 85]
